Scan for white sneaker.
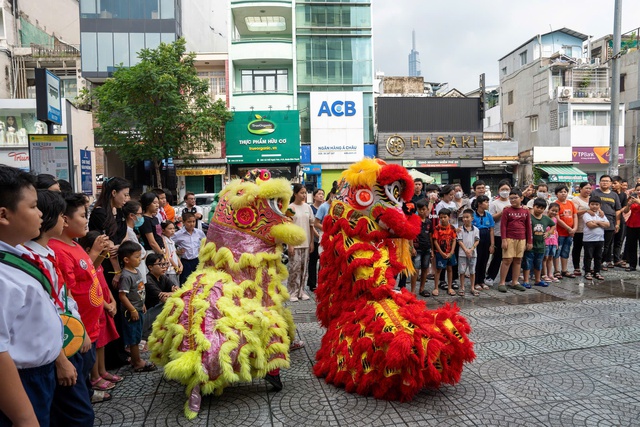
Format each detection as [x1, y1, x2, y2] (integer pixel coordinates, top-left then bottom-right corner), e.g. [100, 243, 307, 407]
[300, 293, 310, 301]
[289, 296, 299, 302]
[484, 278, 494, 286]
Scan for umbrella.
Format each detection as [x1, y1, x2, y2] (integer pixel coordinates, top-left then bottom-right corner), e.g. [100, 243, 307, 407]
[407, 169, 434, 184]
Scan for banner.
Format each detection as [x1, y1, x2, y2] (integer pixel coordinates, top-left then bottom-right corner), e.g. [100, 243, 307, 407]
[80, 149, 92, 195]
[572, 147, 625, 164]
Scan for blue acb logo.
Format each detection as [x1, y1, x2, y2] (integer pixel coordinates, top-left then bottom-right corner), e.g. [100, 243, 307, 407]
[317, 100, 356, 117]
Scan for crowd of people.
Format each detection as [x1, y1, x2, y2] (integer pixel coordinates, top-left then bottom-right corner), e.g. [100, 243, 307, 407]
[0, 167, 208, 426]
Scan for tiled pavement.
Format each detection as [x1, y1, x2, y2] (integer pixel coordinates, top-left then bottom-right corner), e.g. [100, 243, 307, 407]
[96, 270, 640, 426]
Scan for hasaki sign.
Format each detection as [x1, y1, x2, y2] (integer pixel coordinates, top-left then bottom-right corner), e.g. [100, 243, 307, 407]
[377, 132, 483, 161]
[572, 147, 625, 164]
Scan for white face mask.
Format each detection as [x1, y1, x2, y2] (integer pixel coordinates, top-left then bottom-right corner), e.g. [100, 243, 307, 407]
[455, 191, 463, 199]
[537, 191, 548, 199]
[499, 190, 510, 199]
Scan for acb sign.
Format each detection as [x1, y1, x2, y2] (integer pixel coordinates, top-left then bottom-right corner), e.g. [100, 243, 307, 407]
[317, 100, 357, 117]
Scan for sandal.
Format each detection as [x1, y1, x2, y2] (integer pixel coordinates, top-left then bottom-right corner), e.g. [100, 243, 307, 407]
[595, 273, 605, 281]
[458, 290, 465, 296]
[101, 372, 124, 383]
[91, 390, 112, 403]
[448, 290, 457, 296]
[431, 289, 439, 296]
[584, 272, 593, 280]
[572, 269, 582, 276]
[474, 284, 484, 292]
[91, 377, 115, 391]
[481, 284, 490, 290]
[290, 340, 305, 351]
[561, 271, 576, 279]
[133, 361, 157, 373]
[419, 290, 431, 297]
[471, 288, 480, 296]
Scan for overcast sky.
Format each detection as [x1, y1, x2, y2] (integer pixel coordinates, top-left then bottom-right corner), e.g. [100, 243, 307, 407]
[372, 0, 640, 93]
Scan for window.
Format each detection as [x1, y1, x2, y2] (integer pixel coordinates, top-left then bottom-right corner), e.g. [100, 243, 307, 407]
[573, 111, 609, 126]
[507, 90, 513, 105]
[198, 71, 226, 97]
[530, 116, 538, 132]
[559, 111, 568, 128]
[507, 122, 514, 138]
[501, 67, 507, 76]
[520, 51, 527, 66]
[241, 69, 288, 93]
[245, 16, 286, 32]
[620, 74, 626, 92]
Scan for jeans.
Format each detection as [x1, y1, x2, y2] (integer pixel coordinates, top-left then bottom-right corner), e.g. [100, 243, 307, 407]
[307, 241, 319, 290]
[584, 241, 604, 273]
[557, 236, 573, 259]
[475, 230, 492, 285]
[571, 232, 584, 271]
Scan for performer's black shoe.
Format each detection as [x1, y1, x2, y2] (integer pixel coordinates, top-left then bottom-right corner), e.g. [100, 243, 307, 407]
[265, 374, 283, 392]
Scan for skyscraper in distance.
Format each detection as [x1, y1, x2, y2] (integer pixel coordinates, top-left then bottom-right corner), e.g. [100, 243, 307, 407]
[408, 29, 421, 77]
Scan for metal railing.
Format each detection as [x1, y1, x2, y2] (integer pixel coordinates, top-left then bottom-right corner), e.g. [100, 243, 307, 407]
[30, 43, 80, 58]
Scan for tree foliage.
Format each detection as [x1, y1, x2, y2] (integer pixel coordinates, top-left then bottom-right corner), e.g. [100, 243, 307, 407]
[93, 38, 232, 187]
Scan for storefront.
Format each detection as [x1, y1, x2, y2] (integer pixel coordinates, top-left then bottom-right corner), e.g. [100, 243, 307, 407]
[376, 97, 483, 191]
[226, 109, 300, 180]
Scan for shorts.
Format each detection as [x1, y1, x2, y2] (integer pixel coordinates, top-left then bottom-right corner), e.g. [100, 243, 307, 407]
[435, 252, 457, 270]
[523, 251, 544, 272]
[412, 250, 431, 270]
[458, 256, 477, 274]
[503, 238, 526, 259]
[121, 312, 144, 347]
[545, 245, 558, 258]
[557, 236, 573, 259]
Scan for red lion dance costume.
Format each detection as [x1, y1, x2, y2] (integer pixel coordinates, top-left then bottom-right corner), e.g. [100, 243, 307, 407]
[314, 158, 475, 401]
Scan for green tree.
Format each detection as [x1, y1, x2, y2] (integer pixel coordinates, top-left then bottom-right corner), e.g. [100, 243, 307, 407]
[93, 38, 232, 188]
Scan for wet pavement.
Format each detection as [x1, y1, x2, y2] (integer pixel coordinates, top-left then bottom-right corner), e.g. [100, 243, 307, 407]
[95, 269, 640, 426]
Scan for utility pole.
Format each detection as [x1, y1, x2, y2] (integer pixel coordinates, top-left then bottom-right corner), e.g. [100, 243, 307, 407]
[609, 0, 622, 176]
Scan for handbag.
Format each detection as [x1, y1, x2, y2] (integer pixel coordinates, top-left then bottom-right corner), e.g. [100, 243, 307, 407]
[0, 251, 86, 357]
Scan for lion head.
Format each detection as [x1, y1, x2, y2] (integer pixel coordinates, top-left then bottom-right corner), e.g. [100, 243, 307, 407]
[207, 169, 306, 252]
[329, 158, 421, 240]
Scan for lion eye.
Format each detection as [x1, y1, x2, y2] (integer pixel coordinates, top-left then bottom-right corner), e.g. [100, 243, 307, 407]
[355, 189, 374, 207]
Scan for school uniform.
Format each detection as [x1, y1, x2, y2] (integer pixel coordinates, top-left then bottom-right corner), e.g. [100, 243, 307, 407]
[0, 241, 63, 426]
[173, 227, 206, 284]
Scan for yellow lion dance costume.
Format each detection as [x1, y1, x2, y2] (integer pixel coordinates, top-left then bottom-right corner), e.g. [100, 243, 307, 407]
[314, 159, 475, 401]
[149, 169, 306, 419]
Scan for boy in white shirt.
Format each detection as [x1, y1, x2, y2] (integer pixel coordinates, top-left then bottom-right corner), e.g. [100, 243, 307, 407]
[457, 209, 480, 296]
[583, 195, 609, 281]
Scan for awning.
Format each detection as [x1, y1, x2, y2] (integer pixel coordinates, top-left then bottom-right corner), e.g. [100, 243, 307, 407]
[536, 165, 587, 182]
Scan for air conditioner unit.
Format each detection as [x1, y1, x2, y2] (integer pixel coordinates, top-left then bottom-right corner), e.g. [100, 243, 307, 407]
[557, 86, 573, 99]
[577, 58, 585, 65]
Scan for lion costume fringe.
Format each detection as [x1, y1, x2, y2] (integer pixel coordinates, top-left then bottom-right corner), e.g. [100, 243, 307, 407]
[314, 158, 476, 401]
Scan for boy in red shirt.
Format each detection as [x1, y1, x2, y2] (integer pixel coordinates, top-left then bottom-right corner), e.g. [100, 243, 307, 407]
[432, 208, 457, 296]
[498, 189, 533, 292]
[554, 185, 578, 278]
[50, 193, 111, 404]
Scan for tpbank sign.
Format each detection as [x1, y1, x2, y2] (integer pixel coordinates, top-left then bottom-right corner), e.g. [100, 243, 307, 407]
[310, 92, 364, 163]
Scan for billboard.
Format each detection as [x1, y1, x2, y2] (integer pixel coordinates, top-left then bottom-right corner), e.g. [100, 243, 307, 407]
[226, 110, 300, 164]
[310, 92, 364, 163]
[571, 147, 625, 164]
[28, 134, 72, 182]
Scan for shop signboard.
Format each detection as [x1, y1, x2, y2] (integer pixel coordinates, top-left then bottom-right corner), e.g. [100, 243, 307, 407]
[80, 149, 92, 195]
[226, 110, 300, 164]
[571, 147, 625, 164]
[28, 134, 72, 182]
[378, 132, 483, 163]
[310, 92, 364, 163]
[0, 148, 29, 170]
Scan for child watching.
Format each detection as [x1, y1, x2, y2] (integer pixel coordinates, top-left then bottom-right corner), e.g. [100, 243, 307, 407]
[411, 200, 432, 297]
[118, 240, 157, 372]
[173, 212, 206, 284]
[523, 198, 556, 288]
[0, 166, 64, 426]
[161, 221, 182, 287]
[472, 195, 495, 291]
[431, 208, 457, 296]
[498, 188, 532, 293]
[143, 253, 177, 342]
[583, 196, 609, 280]
[457, 209, 480, 296]
[555, 185, 578, 278]
[50, 193, 110, 404]
[543, 203, 561, 282]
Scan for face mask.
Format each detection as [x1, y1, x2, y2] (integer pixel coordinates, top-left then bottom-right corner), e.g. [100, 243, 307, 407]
[537, 192, 547, 199]
[499, 190, 510, 199]
[134, 215, 144, 228]
[455, 191, 463, 200]
[428, 193, 438, 201]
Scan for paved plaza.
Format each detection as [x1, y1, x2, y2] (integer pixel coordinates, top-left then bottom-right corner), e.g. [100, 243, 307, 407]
[96, 271, 640, 426]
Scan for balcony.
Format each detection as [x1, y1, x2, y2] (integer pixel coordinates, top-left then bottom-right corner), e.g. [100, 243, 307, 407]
[230, 39, 293, 64]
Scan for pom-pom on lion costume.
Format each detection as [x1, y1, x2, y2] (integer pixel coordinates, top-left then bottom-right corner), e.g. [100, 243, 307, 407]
[149, 169, 306, 419]
[314, 158, 475, 401]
